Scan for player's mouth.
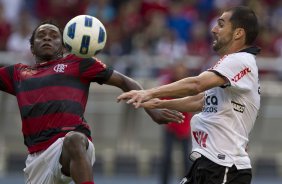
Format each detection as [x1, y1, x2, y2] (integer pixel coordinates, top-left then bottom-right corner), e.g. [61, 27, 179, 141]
[41, 43, 52, 49]
[212, 35, 218, 45]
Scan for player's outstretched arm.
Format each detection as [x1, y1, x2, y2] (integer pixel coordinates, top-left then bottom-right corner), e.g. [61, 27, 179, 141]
[105, 70, 184, 124]
[143, 108, 184, 124]
[137, 93, 204, 112]
[117, 71, 227, 108]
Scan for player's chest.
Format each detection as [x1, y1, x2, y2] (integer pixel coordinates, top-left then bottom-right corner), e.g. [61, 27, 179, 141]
[19, 63, 79, 79]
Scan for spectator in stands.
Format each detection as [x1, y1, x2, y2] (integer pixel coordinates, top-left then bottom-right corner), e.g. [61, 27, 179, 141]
[187, 21, 210, 56]
[166, 1, 194, 43]
[0, 0, 23, 25]
[140, 0, 169, 22]
[35, 0, 88, 28]
[158, 62, 193, 184]
[256, 28, 277, 57]
[113, 0, 143, 55]
[155, 29, 188, 64]
[86, 0, 116, 24]
[7, 10, 34, 65]
[0, 2, 11, 50]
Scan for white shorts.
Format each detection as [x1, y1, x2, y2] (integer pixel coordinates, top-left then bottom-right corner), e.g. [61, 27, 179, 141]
[23, 137, 95, 184]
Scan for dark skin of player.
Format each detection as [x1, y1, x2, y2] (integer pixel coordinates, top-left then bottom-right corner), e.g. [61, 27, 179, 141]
[30, 24, 184, 183]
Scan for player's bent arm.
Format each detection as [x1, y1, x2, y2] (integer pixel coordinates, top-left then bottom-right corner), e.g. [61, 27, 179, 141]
[140, 93, 205, 112]
[147, 71, 228, 99]
[105, 70, 184, 124]
[105, 70, 143, 92]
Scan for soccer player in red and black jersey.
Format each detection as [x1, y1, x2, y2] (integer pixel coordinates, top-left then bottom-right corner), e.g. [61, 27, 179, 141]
[0, 22, 184, 184]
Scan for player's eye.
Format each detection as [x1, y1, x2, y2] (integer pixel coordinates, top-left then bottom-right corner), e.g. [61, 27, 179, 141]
[51, 33, 59, 39]
[217, 20, 224, 28]
[37, 33, 45, 38]
[218, 22, 224, 28]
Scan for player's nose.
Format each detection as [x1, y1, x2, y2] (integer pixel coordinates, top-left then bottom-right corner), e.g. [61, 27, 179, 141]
[43, 34, 52, 41]
[211, 25, 218, 34]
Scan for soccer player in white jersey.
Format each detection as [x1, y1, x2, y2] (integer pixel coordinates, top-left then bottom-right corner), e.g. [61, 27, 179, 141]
[117, 6, 260, 184]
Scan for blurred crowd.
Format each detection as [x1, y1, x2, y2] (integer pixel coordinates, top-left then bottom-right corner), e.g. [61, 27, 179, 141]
[0, 0, 282, 74]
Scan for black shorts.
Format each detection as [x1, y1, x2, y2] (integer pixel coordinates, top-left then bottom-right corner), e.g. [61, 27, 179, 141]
[180, 152, 252, 184]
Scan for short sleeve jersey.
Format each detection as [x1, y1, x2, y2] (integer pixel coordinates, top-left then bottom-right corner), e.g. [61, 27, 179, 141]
[191, 47, 260, 169]
[0, 54, 113, 153]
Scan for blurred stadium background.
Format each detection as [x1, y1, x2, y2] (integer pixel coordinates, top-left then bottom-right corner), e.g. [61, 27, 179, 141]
[1, 0, 282, 183]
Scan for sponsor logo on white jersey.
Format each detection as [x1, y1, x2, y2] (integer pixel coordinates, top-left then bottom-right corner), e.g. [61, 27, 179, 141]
[193, 131, 208, 148]
[231, 67, 251, 82]
[217, 154, 226, 160]
[231, 101, 245, 113]
[203, 95, 218, 113]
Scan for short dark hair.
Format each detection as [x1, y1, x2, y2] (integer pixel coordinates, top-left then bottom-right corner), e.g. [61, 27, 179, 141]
[226, 6, 259, 45]
[29, 20, 63, 47]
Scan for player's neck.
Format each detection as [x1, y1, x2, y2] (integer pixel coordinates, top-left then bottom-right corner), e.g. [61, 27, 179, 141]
[218, 43, 249, 57]
[35, 55, 63, 64]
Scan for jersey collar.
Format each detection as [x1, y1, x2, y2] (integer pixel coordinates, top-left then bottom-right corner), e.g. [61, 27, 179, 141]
[238, 46, 261, 55]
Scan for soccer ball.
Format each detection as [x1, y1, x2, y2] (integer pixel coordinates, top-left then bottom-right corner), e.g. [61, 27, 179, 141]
[63, 15, 107, 58]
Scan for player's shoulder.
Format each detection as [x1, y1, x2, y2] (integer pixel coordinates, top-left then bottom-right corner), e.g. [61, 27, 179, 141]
[212, 52, 256, 71]
[227, 52, 249, 59]
[225, 51, 256, 65]
[13, 63, 30, 70]
[231, 52, 253, 57]
[228, 47, 260, 60]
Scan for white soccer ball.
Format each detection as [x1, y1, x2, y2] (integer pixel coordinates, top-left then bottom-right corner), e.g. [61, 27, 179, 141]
[63, 15, 107, 58]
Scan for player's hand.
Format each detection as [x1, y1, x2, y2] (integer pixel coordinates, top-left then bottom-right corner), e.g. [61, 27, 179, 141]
[117, 90, 152, 108]
[145, 109, 184, 124]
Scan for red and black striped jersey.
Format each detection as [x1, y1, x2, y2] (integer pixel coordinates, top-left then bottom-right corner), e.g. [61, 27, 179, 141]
[0, 54, 113, 153]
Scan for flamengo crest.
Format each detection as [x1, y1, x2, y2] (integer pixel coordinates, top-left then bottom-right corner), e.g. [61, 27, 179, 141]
[54, 64, 68, 73]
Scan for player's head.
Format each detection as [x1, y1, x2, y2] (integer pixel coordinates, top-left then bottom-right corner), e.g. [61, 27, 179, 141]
[30, 20, 64, 62]
[227, 6, 259, 45]
[211, 6, 259, 54]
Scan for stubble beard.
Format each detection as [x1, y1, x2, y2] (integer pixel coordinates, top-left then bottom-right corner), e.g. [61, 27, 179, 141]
[212, 37, 232, 55]
[212, 36, 226, 52]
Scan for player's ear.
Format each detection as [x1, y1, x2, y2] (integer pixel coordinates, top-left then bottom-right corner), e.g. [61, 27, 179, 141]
[234, 28, 244, 40]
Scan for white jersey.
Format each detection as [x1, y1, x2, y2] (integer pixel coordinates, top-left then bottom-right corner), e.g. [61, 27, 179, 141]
[191, 48, 260, 169]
